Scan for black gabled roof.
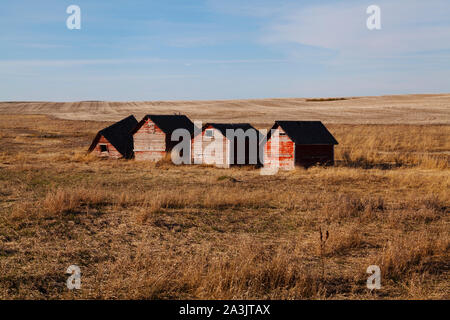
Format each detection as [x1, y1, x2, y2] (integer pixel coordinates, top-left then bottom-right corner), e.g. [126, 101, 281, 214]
[132, 114, 196, 136]
[268, 121, 338, 145]
[88, 115, 138, 158]
[203, 123, 259, 140]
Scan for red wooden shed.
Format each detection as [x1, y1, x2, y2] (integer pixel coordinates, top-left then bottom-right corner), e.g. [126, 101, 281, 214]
[264, 121, 338, 170]
[88, 115, 138, 159]
[131, 114, 195, 162]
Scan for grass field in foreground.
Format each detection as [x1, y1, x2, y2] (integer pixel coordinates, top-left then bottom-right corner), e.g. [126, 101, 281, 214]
[0, 115, 448, 299]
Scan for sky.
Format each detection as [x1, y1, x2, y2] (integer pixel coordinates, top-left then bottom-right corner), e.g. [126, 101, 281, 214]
[1, 0, 450, 101]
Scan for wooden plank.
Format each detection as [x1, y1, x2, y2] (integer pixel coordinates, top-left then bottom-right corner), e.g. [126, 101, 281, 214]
[133, 119, 167, 161]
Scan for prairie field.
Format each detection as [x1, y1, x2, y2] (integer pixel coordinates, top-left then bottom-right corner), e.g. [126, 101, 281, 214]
[1, 93, 450, 125]
[0, 98, 449, 299]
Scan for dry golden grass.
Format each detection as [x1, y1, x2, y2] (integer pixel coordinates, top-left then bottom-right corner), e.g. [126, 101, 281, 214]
[0, 114, 448, 299]
[330, 124, 449, 169]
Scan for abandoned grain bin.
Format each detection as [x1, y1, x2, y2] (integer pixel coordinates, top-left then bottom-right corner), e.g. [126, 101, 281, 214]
[88, 115, 138, 159]
[193, 123, 261, 168]
[264, 121, 338, 170]
[131, 114, 196, 161]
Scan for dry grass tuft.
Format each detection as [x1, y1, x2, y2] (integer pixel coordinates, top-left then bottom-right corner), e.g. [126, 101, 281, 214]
[323, 194, 385, 221]
[41, 188, 109, 216]
[379, 232, 449, 282]
[326, 227, 365, 256]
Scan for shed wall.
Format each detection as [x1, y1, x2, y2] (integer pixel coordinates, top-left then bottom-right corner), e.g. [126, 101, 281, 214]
[195, 125, 229, 168]
[264, 127, 295, 170]
[295, 145, 334, 166]
[92, 135, 122, 159]
[133, 119, 167, 161]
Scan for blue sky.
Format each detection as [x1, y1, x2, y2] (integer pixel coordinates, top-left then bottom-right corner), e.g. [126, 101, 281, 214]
[1, 0, 450, 101]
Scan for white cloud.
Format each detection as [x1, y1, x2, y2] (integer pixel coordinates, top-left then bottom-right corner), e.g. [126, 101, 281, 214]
[0, 58, 168, 68]
[262, 0, 450, 55]
[206, 0, 289, 18]
[165, 36, 218, 48]
[0, 58, 286, 69]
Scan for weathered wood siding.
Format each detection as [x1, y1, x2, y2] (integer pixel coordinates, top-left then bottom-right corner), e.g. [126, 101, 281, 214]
[264, 127, 295, 170]
[195, 125, 230, 168]
[92, 135, 122, 159]
[295, 145, 334, 166]
[133, 119, 167, 161]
